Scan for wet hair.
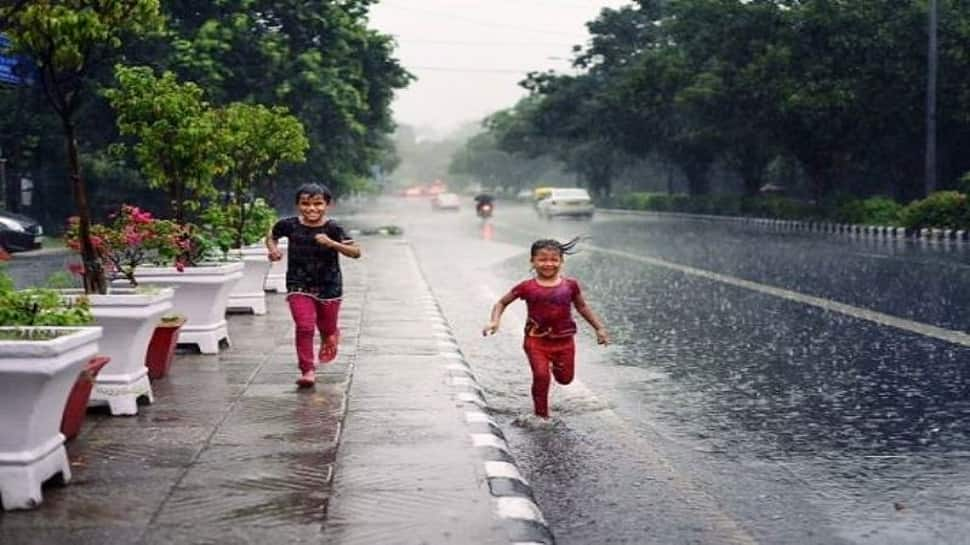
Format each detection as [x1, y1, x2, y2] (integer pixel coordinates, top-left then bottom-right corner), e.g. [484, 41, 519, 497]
[294, 183, 333, 204]
[530, 236, 582, 258]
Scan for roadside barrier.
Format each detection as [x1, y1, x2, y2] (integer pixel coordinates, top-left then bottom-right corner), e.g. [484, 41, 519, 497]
[601, 208, 970, 245]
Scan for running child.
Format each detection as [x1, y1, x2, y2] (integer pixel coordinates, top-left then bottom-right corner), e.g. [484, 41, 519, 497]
[267, 183, 361, 388]
[483, 237, 609, 418]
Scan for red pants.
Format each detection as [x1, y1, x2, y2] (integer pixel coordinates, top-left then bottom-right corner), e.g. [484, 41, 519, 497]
[523, 335, 576, 417]
[287, 294, 341, 373]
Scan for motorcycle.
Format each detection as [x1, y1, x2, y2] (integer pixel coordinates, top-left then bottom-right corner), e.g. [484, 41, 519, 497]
[476, 202, 493, 219]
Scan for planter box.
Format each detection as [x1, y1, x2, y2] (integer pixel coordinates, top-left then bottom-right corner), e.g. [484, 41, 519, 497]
[146, 316, 186, 380]
[60, 356, 110, 441]
[227, 248, 272, 315]
[128, 261, 244, 354]
[62, 288, 175, 416]
[263, 238, 287, 292]
[0, 326, 102, 510]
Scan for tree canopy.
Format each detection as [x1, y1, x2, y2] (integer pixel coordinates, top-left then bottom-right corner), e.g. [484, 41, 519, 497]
[484, 0, 970, 202]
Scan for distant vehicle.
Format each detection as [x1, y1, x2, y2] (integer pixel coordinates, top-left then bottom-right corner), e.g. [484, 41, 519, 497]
[0, 209, 44, 252]
[531, 186, 554, 210]
[474, 194, 495, 219]
[515, 189, 533, 201]
[536, 187, 594, 220]
[431, 192, 461, 211]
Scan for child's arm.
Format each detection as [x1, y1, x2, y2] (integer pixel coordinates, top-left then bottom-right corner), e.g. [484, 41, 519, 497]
[266, 224, 283, 261]
[314, 233, 362, 259]
[483, 291, 517, 336]
[574, 292, 609, 345]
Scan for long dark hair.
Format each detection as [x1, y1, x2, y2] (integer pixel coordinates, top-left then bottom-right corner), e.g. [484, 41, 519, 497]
[529, 236, 582, 258]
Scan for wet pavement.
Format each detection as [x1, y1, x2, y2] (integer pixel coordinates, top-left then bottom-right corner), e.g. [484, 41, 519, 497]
[0, 234, 507, 545]
[4, 198, 970, 544]
[396, 198, 970, 545]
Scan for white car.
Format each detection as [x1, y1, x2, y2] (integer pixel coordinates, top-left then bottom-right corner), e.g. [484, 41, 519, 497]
[431, 192, 461, 211]
[536, 188, 594, 219]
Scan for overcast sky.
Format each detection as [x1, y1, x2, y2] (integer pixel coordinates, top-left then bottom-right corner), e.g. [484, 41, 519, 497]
[368, 0, 630, 138]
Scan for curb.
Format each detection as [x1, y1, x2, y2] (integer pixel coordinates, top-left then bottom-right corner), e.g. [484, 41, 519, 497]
[600, 208, 970, 244]
[408, 245, 556, 545]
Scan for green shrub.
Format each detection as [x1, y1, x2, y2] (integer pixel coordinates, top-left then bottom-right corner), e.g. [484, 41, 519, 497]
[0, 268, 93, 327]
[200, 198, 278, 253]
[835, 196, 902, 226]
[899, 191, 970, 231]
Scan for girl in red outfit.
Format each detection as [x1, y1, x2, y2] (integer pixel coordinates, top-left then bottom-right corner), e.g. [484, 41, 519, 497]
[267, 183, 361, 388]
[483, 237, 609, 418]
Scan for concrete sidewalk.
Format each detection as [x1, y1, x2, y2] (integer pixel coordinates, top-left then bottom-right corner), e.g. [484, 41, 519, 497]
[0, 237, 547, 544]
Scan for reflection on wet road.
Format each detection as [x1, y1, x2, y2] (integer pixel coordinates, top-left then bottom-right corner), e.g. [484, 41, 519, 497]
[397, 198, 970, 545]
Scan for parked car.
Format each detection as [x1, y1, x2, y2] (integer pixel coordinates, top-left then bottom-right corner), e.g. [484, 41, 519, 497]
[536, 188, 595, 219]
[431, 192, 461, 211]
[0, 209, 44, 252]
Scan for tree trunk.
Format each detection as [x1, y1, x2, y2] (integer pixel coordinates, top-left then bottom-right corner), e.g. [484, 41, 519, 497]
[63, 119, 106, 294]
[683, 162, 710, 196]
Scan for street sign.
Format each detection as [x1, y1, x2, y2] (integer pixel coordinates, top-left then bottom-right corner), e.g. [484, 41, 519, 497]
[0, 34, 33, 86]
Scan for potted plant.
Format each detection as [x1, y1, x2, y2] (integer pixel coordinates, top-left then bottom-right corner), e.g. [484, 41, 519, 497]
[202, 198, 278, 315]
[103, 67, 244, 354]
[206, 102, 307, 313]
[63, 206, 175, 415]
[118, 221, 243, 355]
[0, 269, 103, 510]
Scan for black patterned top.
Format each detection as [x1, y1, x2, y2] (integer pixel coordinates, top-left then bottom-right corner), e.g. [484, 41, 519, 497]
[270, 216, 353, 299]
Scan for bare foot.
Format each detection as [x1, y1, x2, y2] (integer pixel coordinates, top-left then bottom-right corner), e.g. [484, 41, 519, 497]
[319, 332, 340, 363]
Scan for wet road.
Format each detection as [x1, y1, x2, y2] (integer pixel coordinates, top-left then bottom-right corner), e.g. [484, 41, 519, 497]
[396, 197, 970, 545]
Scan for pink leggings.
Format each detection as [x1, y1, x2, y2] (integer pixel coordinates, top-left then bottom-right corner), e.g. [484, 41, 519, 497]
[523, 335, 576, 417]
[286, 294, 341, 373]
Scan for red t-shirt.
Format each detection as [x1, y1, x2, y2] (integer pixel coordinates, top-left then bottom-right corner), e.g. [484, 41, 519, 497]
[508, 277, 582, 337]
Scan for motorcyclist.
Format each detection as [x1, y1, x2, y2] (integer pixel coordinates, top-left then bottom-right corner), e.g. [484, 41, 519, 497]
[474, 193, 495, 217]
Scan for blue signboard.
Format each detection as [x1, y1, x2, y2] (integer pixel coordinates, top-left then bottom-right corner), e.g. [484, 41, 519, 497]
[0, 34, 33, 86]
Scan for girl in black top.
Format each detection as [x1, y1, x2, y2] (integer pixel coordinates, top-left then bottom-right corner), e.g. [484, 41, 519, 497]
[267, 183, 361, 387]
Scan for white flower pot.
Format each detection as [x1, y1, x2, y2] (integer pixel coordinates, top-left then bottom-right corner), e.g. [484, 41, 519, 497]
[0, 326, 102, 510]
[263, 238, 287, 292]
[128, 261, 243, 354]
[227, 248, 272, 315]
[62, 288, 174, 416]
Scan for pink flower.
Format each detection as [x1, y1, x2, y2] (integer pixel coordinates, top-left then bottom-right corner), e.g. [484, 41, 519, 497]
[175, 260, 185, 272]
[67, 263, 84, 276]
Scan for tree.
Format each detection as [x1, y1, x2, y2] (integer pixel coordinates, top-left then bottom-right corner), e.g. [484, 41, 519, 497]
[103, 65, 227, 224]
[1, 1, 163, 293]
[217, 102, 308, 248]
[164, 0, 412, 195]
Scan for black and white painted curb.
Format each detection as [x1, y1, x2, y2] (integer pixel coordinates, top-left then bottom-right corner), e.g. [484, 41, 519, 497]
[603, 208, 970, 244]
[408, 248, 555, 545]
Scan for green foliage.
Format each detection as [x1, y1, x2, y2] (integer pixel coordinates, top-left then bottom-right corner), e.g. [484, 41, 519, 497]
[899, 191, 970, 231]
[0, 268, 93, 327]
[1, 1, 165, 294]
[167, 0, 412, 194]
[103, 65, 229, 223]
[1, 2, 163, 75]
[199, 199, 278, 253]
[617, 192, 816, 220]
[220, 102, 308, 197]
[835, 196, 903, 226]
[481, 1, 970, 200]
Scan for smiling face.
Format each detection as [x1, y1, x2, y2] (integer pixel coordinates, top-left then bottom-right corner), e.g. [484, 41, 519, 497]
[297, 193, 328, 224]
[531, 247, 563, 280]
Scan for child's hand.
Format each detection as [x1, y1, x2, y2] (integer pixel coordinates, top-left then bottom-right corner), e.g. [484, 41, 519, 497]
[268, 248, 283, 262]
[314, 233, 334, 247]
[595, 328, 610, 345]
[482, 321, 499, 336]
